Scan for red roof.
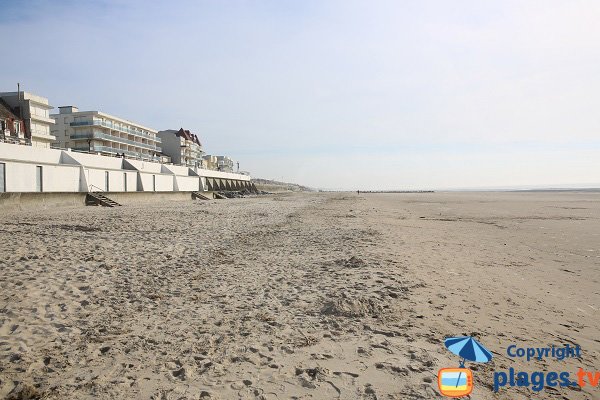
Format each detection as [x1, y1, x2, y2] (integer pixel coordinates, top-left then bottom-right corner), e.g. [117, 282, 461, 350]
[0, 98, 20, 121]
[175, 128, 202, 146]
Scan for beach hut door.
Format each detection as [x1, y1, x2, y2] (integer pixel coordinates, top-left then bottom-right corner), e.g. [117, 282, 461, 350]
[35, 166, 43, 192]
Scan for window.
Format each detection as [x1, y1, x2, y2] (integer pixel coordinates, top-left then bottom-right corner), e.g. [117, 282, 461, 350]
[123, 173, 127, 192]
[35, 166, 43, 192]
[14, 121, 20, 134]
[0, 163, 5, 192]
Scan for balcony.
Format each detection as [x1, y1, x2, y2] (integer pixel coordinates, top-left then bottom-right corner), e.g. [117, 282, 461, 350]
[31, 131, 57, 142]
[70, 131, 162, 152]
[0, 133, 31, 146]
[70, 119, 161, 143]
[88, 145, 160, 161]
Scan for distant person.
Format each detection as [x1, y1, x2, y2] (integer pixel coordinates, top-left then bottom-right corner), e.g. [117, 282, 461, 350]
[357, 190, 360, 194]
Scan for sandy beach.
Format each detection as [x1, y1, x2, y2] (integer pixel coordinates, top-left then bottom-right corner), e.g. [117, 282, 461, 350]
[0, 192, 598, 399]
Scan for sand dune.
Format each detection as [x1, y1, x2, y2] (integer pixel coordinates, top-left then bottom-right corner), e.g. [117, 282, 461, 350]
[0, 192, 598, 399]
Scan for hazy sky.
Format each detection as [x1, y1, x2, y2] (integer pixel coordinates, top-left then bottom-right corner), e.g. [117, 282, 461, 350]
[2, 0, 599, 189]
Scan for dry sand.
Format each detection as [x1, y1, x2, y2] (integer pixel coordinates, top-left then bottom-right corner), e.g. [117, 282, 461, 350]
[0, 192, 598, 399]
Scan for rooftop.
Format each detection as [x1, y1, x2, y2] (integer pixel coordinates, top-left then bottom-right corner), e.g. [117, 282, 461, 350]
[163, 128, 202, 146]
[0, 98, 20, 121]
[0, 91, 53, 109]
[51, 107, 157, 133]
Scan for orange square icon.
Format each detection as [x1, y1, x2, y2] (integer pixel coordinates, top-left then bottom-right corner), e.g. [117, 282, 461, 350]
[438, 368, 473, 397]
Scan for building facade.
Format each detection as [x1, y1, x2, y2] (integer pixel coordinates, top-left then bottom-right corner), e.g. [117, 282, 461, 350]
[202, 154, 235, 172]
[0, 99, 27, 145]
[157, 128, 204, 168]
[202, 155, 217, 170]
[216, 155, 234, 172]
[0, 91, 56, 148]
[51, 106, 162, 161]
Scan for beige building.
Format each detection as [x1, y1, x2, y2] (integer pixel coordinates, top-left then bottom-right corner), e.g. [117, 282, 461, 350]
[202, 154, 218, 170]
[216, 155, 234, 172]
[202, 155, 235, 172]
[157, 128, 204, 168]
[51, 106, 161, 161]
[0, 91, 56, 148]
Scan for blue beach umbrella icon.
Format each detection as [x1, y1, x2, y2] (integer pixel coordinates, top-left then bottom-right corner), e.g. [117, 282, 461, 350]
[444, 336, 493, 388]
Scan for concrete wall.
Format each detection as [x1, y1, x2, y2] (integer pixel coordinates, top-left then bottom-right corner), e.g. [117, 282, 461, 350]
[104, 191, 193, 204]
[0, 192, 87, 211]
[85, 168, 108, 192]
[125, 159, 162, 173]
[0, 142, 252, 194]
[123, 171, 138, 192]
[63, 151, 124, 169]
[0, 191, 196, 211]
[41, 164, 81, 192]
[174, 176, 200, 191]
[0, 143, 62, 164]
[1, 161, 80, 192]
[138, 172, 173, 192]
[162, 164, 192, 176]
[198, 169, 251, 181]
[83, 168, 138, 192]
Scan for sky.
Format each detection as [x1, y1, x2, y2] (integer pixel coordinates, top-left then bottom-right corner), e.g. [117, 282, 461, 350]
[1, 0, 599, 190]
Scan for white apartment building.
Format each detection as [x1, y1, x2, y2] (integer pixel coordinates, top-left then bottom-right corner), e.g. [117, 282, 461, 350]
[202, 154, 235, 172]
[157, 128, 204, 168]
[51, 106, 161, 161]
[216, 155, 234, 172]
[0, 91, 56, 148]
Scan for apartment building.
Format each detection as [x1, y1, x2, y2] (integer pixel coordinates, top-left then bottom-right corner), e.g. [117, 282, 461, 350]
[51, 106, 162, 161]
[203, 154, 235, 172]
[157, 128, 204, 168]
[0, 91, 56, 148]
[0, 99, 27, 145]
[216, 155, 234, 172]
[202, 154, 218, 170]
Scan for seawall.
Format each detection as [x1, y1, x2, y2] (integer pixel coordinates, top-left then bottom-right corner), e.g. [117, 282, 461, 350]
[0, 191, 224, 212]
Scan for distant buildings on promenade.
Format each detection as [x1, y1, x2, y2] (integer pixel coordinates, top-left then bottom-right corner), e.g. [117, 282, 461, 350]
[201, 154, 235, 173]
[0, 87, 239, 173]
